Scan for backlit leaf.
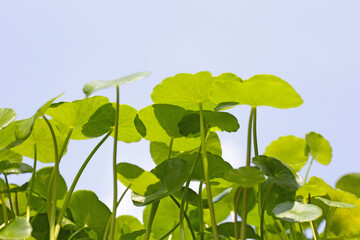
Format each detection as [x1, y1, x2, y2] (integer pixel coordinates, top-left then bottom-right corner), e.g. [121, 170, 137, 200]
[114, 215, 143, 240]
[0, 217, 32, 239]
[306, 132, 332, 165]
[0, 149, 22, 162]
[83, 72, 151, 97]
[273, 201, 323, 222]
[265, 136, 308, 171]
[336, 173, 360, 198]
[316, 196, 355, 209]
[225, 167, 265, 188]
[296, 176, 331, 198]
[0, 108, 16, 131]
[0, 160, 32, 175]
[210, 74, 303, 109]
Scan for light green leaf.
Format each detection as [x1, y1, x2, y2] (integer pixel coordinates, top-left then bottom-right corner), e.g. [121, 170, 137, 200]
[273, 201, 323, 222]
[210, 74, 303, 109]
[0, 149, 22, 162]
[11, 119, 66, 163]
[116, 163, 161, 195]
[68, 190, 111, 239]
[224, 167, 265, 188]
[46, 96, 110, 140]
[296, 176, 332, 198]
[0, 108, 16, 131]
[0, 160, 32, 175]
[336, 173, 360, 198]
[253, 155, 301, 191]
[306, 132, 332, 165]
[0, 217, 32, 239]
[0, 121, 17, 149]
[265, 136, 308, 172]
[152, 71, 235, 110]
[114, 215, 143, 240]
[83, 72, 151, 97]
[316, 196, 355, 208]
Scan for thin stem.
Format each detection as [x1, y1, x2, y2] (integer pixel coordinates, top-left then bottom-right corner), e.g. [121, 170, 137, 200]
[0, 180, 8, 226]
[159, 222, 180, 240]
[274, 219, 289, 240]
[67, 225, 87, 240]
[180, 146, 201, 240]
[199, 180, 204, 240]
[260, 180, 274, 240]
[298, 223, 307, 240]
[4, 175, 15, 218]
[308, 194, 320, 240]
[324, 207, 336, 240]
[253, 107, 259, 157]
[234, 187, 243, 240]
[55, 131, 112, 239]
[144, 200, 160, 240]
[109, 85, 120, 240]
[304, 157, 315, 183]
[289, 223, 296, 240]
[241, 107, 255, 240]
[168, 137, 174, 160]
[26, 143, 38, 221]
[198, 101, 218, 240]
[14, 193, 20, 216]
[170, 195, 196, 240]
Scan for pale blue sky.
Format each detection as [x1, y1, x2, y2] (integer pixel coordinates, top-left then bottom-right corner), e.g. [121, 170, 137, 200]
[1, 1, 360, 220]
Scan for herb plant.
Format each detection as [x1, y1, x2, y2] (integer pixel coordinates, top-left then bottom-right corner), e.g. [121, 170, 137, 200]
[0, 71, 359, 240]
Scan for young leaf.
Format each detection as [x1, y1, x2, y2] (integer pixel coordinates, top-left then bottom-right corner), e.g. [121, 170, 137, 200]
[83, 71, 151, 97]
[0, 108, 16, 131]
[210, 74, 303, 109]
[336, 173, 360, 198]
[224, 167, 265, 188]
[306, 131, 332, 165]
[68, 190, 111, 239]
[273, 201, 323, 222]
[264, 135, 308, 171]
[0, 160, 32, 175]
[296, 176, 332, 198]
[0, 217, 32, 239]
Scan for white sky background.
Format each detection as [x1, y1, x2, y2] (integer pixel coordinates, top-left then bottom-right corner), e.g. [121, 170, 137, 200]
[1, 1, 360, 221]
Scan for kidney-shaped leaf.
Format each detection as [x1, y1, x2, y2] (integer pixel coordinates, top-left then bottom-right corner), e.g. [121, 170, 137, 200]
[306, 132, 332, 165]
[0, 160, 32, 175]
[208, 222, 260, 240]
[265, 136, 308, 172]
[296, 176, 332, 198]
[253, 155, 301, 191]
[114, 215, 143, 240]
[316, 196, 355, 209]
[0, 108, 16, 131]
[273, 201, 323, 222]
[224, 167, 265, 188]
[0, 217, 32, 239]
[0, 149, 22, 163]
[262, 180, 296, 215]
[336, 173, 360, 198]
[83, 72, 151, 97]
[210, 74, 303, 109]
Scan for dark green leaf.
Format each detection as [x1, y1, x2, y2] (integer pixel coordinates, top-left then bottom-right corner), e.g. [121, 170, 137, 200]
[134, 114, 146, 137]
[120, 229, 146, 240]
[207, 222, 260, 240]
[0, 160, 32, 175]
[225, 167, 265, 188]
[83, 72, 151, 97]
[306, 132, 332, 165]
[0, 217, 32, 239]
[336, 173, 360, 198]
[273, 201, 323, 222]
[0, 108, 16, 131]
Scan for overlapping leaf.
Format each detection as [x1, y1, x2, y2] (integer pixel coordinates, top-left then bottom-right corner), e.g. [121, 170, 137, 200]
[273, 201, 323, 222]
[336, 173, 360, 198]
[0, 217, 32, 239]
[306, 132, 332, 165]
[0, 160, 32, 175]
[0, 108, 16, 131]
[0, 149, 22, 162]
[114, 215, 144, 240]
[224, 167, 265, 188]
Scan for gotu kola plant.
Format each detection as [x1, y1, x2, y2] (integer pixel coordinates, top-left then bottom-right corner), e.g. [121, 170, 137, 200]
[0, 71, 359, 240]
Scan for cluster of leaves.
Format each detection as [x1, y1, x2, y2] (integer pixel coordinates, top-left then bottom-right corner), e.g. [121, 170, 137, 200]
[0, 71, 359, 240]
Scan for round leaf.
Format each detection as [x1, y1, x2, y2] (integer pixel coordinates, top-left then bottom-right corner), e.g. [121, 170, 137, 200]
[0, 108, 16, 131]
[273, 201, 323, 222]
[225, 167, 265, 188]
[306, 132, 332, 165]
[0, 160, 32, 175]
[83, 71, 151, 97]
[114, 215, 143, 240]
[296, 176, 332, 198]
[210, 74, 303, 109]
[265, 136, 308, 172]
[253, 155, 301, 191]
[316, 196, 355, 209]
[336, 173, 360, 198]
[0, 217, 32, 239]
[208, 222, 260, 240]
[0, 149, 22, 163]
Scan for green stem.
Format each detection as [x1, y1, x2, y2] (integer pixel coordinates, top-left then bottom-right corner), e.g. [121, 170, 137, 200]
[26, 143, 38, 221]
[168, 137, 174, 160]
[180, 146, 201, 240]
[324, 207, 336, 240]
[253, 107, 258, 157]
[260, 180, 274, 240]
[68, 225, 87, 240]
[199, 180, 204, 240]
[198, 101, 218, 240]
[14, 192, 19, 216]
[241, 107, 255, 240]
[159, 222, 180, 240]
[0, 180, 8, 226]
[55, 131, 112, 239]
[289, 223, 296, 240]
[234, 187, 243, 240]
[4, 175, 15, 218]
[109, 85, 120, 240]
[170, 195, 196, 240]
[144, 200, 160, 240]
[274, 219, 289, 240]
[308, 194, 320, 240]
[304, 157, 315, 183]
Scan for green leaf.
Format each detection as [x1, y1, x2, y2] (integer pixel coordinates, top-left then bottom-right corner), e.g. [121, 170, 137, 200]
[0, 149, 22, 162]
[253, 155, 301, 191]
[210, 74, 303, 109]
[264, 135, 308, 172]
[114, 215, 144, 240]
[296, 176, 332, 198]
[11, 119, 66, 163]
[83, 72, 151, 97]
[46, 96, 110, 140]
[306, 132, 332, 165]
[336, 173, 360, 198]
[0, 108, 16, 131]
[273, 201, 323, 222]
[120, 229, 147, 240]
[207, 222, 260, 240]
[0, 160, 32, 175]
[134, 114, 146, 137]
[0, 204, 11, 225]
[235, 187, 257, 216]
[0, 121, 17, 149]
[132, 158, 191, 206]
[116, 163, 161, 195]
[68, 190, 111, 239]
[30, 167, 67, 200]
[224, 167, 265, 188]
[0, 217, 32, 239]
[0, 183, 28, 194]
[152, 71, 236, 110]
[316, 196, 355, 208]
